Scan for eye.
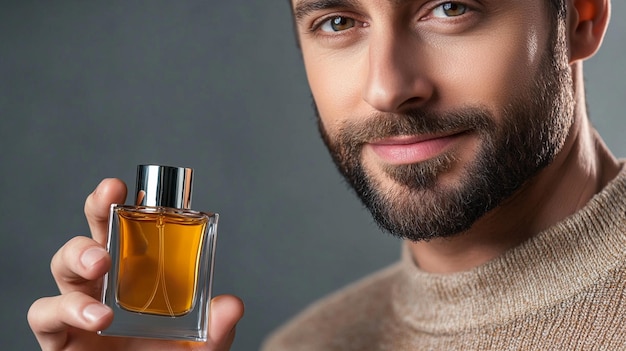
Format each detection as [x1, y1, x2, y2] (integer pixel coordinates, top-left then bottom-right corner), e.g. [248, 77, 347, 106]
[432, 2, 469, 18]
[319, 16, 356, 32]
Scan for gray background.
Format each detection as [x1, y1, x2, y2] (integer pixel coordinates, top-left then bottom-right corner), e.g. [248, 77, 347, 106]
[1, 2, 625, 350]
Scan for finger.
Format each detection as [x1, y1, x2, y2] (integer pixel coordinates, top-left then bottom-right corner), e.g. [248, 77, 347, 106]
[207, 295, 245, 350]
[51, 236, 111, 296]
[28, 293, 113, 350]
[84, 178, 127, 246]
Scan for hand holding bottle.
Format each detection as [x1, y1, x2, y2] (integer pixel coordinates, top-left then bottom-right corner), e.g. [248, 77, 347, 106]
[27, 178, 244, 351]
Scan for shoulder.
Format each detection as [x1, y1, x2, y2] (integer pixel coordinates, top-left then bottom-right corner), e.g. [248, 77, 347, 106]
[261, 262, 404, 351]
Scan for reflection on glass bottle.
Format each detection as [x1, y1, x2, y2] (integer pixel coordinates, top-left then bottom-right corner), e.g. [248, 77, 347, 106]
[100, 165, 218, 341]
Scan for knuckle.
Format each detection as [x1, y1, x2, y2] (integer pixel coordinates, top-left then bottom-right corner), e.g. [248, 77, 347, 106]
[27, 297, 55, 330]
[51, 237, 82, 274]
[84, 190, 96, 217]
[51, 236, 100, 285]
[27, 298, 43, 327]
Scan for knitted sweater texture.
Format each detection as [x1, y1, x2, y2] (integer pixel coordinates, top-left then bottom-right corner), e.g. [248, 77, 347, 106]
[262, 165, 626, 350]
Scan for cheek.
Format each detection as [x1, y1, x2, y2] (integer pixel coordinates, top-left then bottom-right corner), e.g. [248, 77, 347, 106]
[302, 46, 365, 132]
[433, 21, 547, 111]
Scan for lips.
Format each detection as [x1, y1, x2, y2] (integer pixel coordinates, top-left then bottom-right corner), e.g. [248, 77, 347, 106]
[366, 133, 464, 165]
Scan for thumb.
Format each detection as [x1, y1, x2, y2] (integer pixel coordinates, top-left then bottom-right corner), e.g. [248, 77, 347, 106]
[208, 294, 245, 350]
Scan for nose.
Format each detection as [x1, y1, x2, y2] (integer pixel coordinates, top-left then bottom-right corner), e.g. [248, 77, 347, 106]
[362, 29, 434, 112]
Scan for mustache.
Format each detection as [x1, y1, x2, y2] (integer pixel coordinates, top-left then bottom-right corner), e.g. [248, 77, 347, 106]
[332, 107, 495, 146]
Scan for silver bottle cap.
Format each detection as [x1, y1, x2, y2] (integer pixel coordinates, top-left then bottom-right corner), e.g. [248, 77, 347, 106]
[135, 164, 193, 209]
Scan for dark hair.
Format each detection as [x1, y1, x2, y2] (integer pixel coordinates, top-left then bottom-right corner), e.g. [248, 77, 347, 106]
[548, 0, 567, 21]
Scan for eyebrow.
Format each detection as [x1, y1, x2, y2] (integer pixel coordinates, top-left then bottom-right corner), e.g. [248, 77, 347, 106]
[292, 0, 359, 23]
[291, 0, 416, 23]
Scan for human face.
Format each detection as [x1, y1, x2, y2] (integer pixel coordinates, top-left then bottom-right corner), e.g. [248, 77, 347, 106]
[292, 0, 574, 241]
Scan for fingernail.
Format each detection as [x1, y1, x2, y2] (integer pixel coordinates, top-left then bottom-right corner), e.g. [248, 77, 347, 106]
[83, 304, 111, 323]
[80, 247, 107, 269]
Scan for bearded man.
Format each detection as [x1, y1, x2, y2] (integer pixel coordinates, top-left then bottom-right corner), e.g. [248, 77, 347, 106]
[29, 0, 626, 350]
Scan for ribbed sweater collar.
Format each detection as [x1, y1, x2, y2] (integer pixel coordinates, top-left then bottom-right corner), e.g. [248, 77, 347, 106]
[393, 164, 626, 334]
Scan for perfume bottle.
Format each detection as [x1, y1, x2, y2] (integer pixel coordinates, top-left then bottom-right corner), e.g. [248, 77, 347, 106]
[99, 165, 218, 341]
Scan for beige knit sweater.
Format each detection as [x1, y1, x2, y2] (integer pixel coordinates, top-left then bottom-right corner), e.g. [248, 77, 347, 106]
[262, 165, 626, 350]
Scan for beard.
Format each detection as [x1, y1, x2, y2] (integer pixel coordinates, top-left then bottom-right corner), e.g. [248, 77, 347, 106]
[316, 21, 575, 242]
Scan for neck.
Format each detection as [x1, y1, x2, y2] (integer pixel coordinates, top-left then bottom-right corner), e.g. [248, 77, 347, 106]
[408, 63, 621, 274]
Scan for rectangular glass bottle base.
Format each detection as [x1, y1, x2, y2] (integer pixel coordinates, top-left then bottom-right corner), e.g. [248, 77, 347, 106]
[98, 302, 209, 341]
[100, 204, 218, 341]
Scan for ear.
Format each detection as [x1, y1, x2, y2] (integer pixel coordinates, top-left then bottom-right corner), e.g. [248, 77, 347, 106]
[568, 0, 611, 62]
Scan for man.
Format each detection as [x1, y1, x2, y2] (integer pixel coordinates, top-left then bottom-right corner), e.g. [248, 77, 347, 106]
[29, 0, 623, 349]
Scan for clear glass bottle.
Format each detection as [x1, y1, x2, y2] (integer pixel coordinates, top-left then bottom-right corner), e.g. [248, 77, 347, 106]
[99, 165, 218, 341]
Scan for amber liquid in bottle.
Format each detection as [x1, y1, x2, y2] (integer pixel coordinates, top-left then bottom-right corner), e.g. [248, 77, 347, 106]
[116, 208, 207, 317]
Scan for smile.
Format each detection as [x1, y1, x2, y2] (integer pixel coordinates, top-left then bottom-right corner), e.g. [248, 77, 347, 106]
[365, 132, 467, 165]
